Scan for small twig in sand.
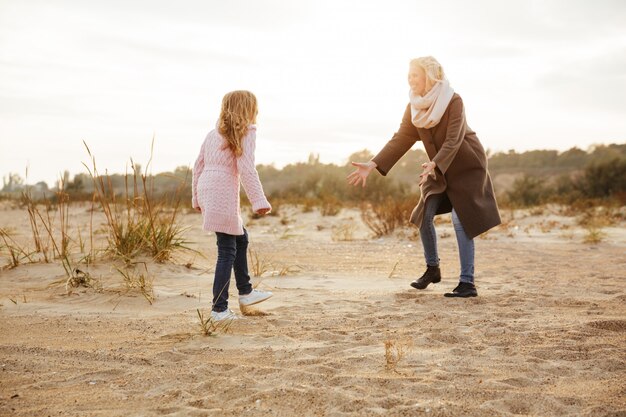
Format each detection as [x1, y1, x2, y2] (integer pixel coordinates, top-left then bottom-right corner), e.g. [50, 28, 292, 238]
[388, 260, 400, 278]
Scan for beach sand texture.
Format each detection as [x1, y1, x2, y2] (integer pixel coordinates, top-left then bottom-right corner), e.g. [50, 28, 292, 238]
[1, 204, 625, 416]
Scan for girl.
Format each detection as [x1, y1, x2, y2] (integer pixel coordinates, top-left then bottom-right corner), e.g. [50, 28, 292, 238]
[192, 90, 273, 321]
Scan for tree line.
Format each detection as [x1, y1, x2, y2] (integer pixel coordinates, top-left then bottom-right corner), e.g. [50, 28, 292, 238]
[2, 144, 625, 207]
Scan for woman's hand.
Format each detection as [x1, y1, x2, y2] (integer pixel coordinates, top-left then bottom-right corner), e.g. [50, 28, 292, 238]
[256, 207, 271, 215]
[347, 161, 377, 188]
[418, 161, 437, 186]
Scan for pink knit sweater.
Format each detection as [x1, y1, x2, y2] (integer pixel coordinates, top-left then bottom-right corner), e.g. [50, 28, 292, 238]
[191, 125, 271, 236]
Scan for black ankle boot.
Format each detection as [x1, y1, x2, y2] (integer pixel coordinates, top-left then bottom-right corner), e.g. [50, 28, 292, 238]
[410, 265, 441, 290]
[444, 282, 478, 298]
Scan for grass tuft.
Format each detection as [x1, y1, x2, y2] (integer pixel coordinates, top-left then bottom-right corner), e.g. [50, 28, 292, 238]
[248, 248, 272, 277]
[82, 140, 193, 264]
[116, 262, 155, 304]
[197, 308, 234, 335]
[384, 339, 413, 371]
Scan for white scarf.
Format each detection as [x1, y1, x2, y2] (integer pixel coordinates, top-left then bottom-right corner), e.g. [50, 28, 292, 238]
[409, 79, 455, 129]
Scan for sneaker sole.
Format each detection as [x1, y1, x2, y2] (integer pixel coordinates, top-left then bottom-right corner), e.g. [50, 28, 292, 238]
[239, 294, 273, 307]
[211, 315, 238, 322]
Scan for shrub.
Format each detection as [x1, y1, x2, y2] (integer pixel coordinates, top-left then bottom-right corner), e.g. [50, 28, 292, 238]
[361, 197, 416, 237]
[505, 175, 549, 207]
[576, 158, 626, 199]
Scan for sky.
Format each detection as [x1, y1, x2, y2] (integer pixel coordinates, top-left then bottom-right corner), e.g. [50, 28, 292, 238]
[1, 0, 625, 186]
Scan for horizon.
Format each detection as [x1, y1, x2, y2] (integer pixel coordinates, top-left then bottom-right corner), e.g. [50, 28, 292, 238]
[1, 0, 625, 186]
[2, 141, 623, 188]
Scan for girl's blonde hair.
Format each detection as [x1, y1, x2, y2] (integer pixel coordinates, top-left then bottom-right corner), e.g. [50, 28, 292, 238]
[218, 90, 258, 157]
[409, 56, 446, 94]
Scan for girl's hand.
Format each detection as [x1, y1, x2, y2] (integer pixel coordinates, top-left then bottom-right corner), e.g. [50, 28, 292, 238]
[256, 207, 271, 215]
[418, 161, 436, 186]
[347, 161, 377, 188]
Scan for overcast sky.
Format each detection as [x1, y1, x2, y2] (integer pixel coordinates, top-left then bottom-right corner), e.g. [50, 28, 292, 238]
[1, 0, 625, 185]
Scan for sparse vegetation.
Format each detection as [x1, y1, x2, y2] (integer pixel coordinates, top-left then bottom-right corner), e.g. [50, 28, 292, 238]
[387, 259, 400, 278]
[276, 264, 302, 276]
[0, 228, 35, 268]
[247, 248, 300, 277]
[1, 143, 624, 300]
[360, 197, 416, 237]
[60, 268, 101, 295]
[83, 141, 192, 263]
[116, 262, 155, 304]
[505, 175, 548, 207]
[331, 222, 357, 241]
[248, 248, 272, 277]
[197, 308, 234, 335]
[0, 143, 197, 300]
[384, 339, 413, 371]
[583, 227, 606, 244]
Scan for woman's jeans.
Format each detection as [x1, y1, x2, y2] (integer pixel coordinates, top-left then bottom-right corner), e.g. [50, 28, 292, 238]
[420, 193, 475, 284]
[213, 228, 253, 312]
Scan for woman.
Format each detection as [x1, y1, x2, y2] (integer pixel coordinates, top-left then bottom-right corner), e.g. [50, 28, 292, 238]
[347, 56, 501, 298]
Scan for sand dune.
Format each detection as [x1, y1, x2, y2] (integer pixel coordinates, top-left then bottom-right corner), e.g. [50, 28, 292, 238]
[1, 205, 625, 416]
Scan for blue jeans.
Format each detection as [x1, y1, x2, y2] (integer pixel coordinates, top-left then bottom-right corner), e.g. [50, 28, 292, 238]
[213, 228, 253, 312]
[420, 193, 475, 284]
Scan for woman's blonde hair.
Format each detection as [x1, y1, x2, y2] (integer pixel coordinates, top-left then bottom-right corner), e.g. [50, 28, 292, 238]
[218, 90, 258, 157]
[409, 56, 446, 94]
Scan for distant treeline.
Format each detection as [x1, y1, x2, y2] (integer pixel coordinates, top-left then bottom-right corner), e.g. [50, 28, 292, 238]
[2, 144, 625, 207]
[488, 143, 626, 171]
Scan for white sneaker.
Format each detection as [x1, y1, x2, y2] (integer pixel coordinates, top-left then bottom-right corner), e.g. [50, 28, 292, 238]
[211, 309, 239, 322]
[239, 289, 273, 307]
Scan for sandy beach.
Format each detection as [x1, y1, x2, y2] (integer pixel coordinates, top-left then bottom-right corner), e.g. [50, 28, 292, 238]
[1, 204, 625, 416]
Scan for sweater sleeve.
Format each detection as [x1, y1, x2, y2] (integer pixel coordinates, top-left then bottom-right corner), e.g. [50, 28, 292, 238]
[237, 130, 271, 213]
[191, 140, 205, 209]
[371, 104, 420, 176]
[432, 96, 466, 175]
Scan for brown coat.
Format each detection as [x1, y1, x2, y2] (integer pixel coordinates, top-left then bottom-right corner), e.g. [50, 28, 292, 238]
[372, 93, 501, 239]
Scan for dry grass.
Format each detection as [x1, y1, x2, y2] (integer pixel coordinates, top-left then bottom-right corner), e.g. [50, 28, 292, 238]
[300, 198, 316, 213]
[331, 222, 356, 241]
[248, 248, 272, 277]
[384, 339, 413, 371]
[576, 206, 621, 245]
[539, 220, 561, 233]
[0, 228, 36, 268]
[320, 195, 342, 216]
[387, 259, 401, 278]
[196, 309, 234, 336]
[577, 206, 621, 228]
[361, 198, 414, 238]
[275, 264, 301, 276]
[116, 262, 155, 304]
[20, 184, 78, 280]
[583, 227, 606, 244]
[83, 140, 192, 263]
[55, 267, 102, 295]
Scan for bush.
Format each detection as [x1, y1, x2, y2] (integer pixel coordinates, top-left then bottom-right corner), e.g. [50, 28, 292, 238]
[360, 197, 417, 237]
[576, 158, 626, 199]
[505, 175, 549, 207]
